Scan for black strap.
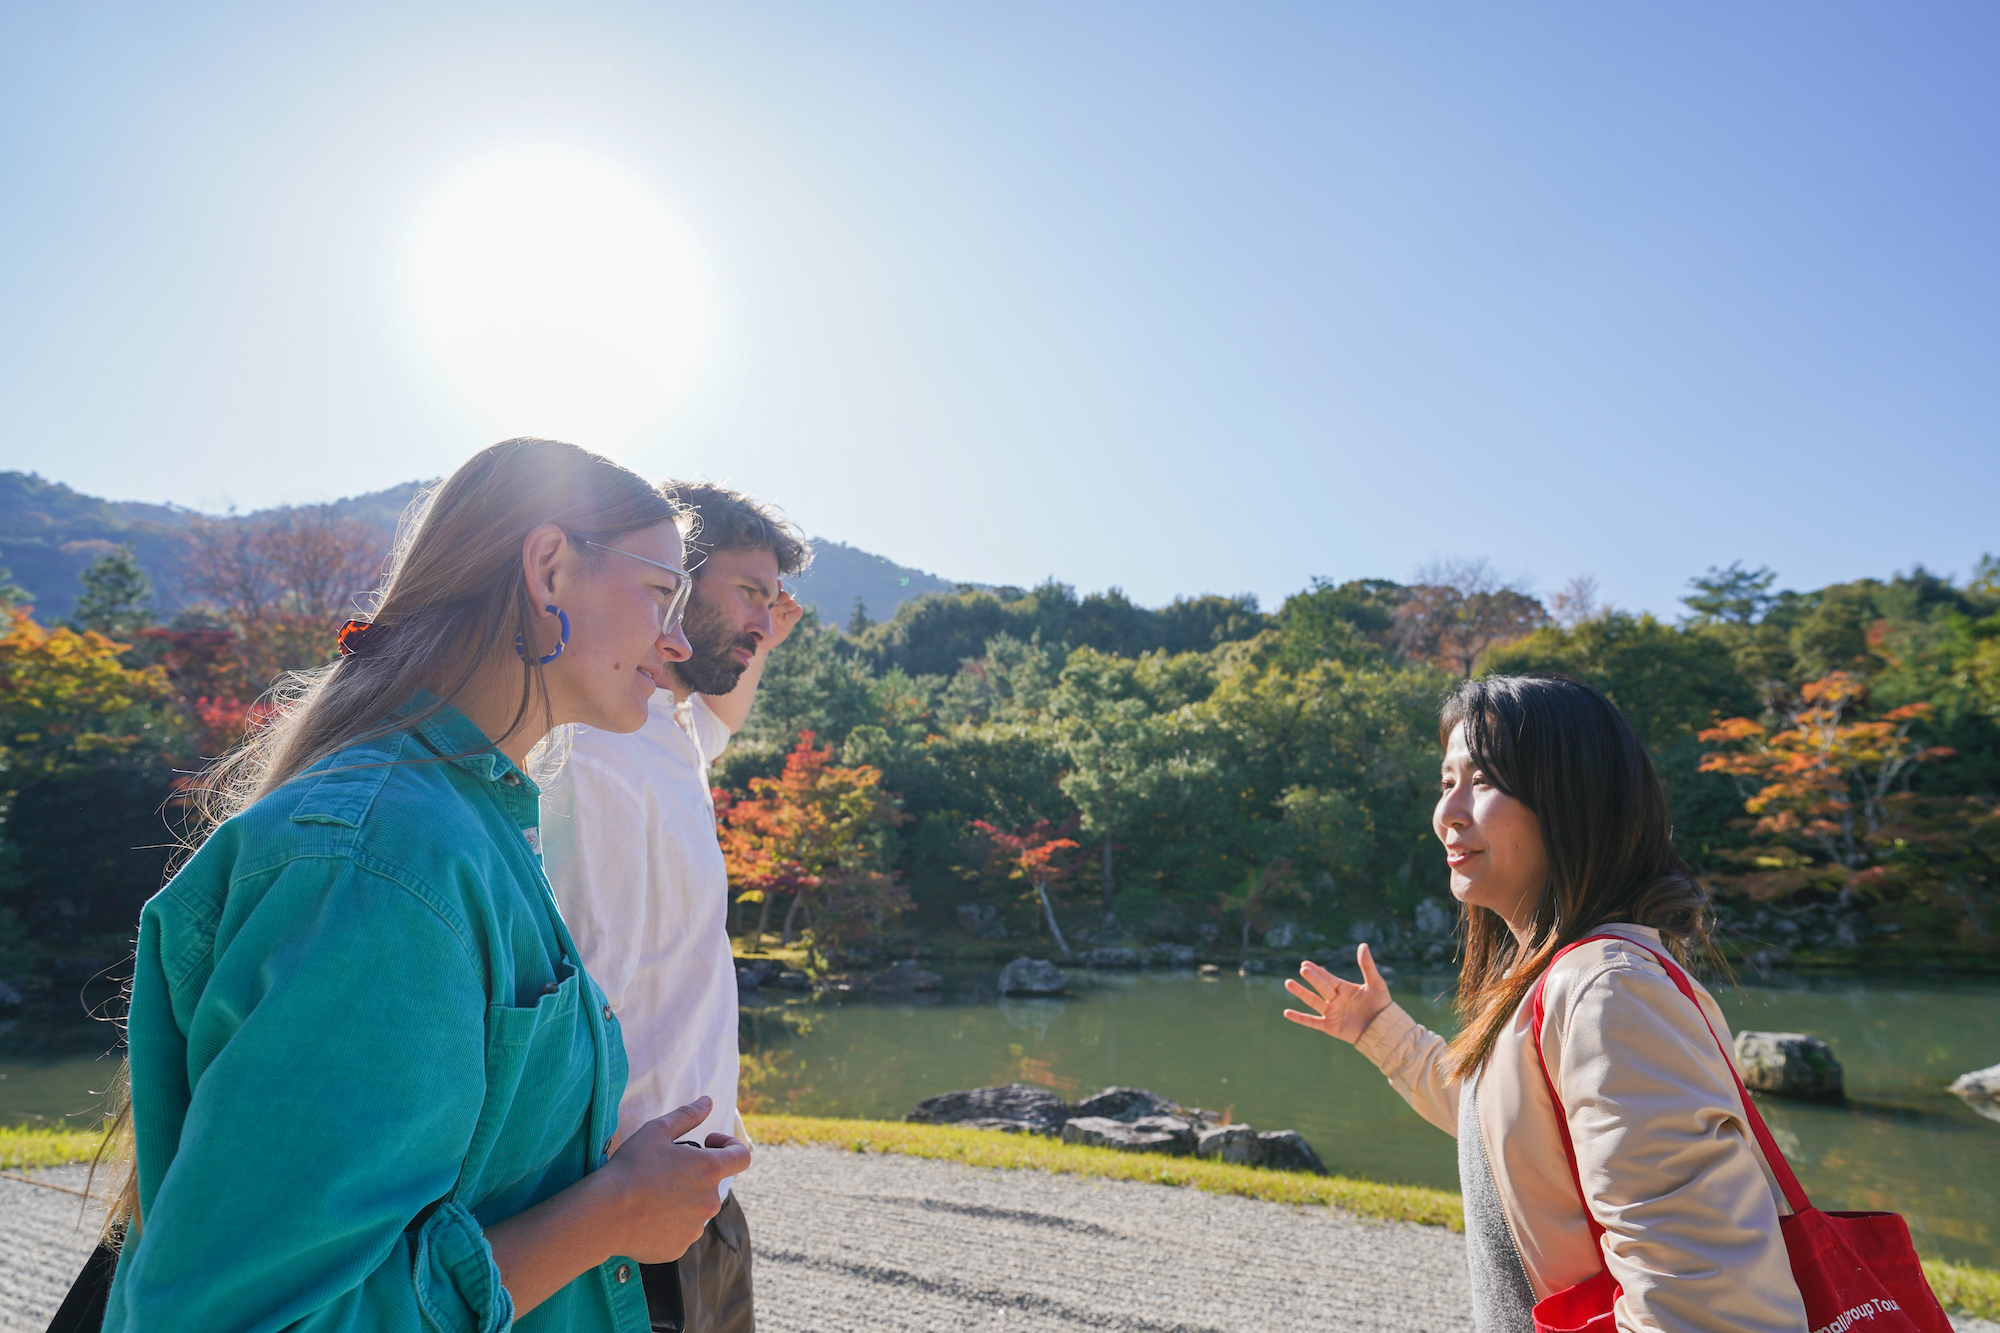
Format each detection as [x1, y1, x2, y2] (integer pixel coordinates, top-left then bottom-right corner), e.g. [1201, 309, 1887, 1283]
[45, 1240, 117, 1333]
[640, 1260, 686, 1332]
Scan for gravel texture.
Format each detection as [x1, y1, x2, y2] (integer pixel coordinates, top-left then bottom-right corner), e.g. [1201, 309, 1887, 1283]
[736, 1142, 1473, 1332]
[1, 1164, 107, 1333]
[3, 1144, 1994, 1333]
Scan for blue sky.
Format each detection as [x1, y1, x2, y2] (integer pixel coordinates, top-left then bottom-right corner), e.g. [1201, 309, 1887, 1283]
[1, 2, 1995, 616]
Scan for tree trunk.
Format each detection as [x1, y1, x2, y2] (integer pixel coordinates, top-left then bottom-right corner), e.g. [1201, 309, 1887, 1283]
[755, 892, 777, 946]
[1035, 877, 1072, 957]
[1101, 834, 1114, 912]
[781, 891, 807, 946]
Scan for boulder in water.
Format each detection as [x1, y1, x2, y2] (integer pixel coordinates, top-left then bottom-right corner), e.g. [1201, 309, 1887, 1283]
[1735, 1031, 1844, 1100]
[999, 957, 1068, 995]
[1062, 1115, 1195, 1154]
[1257, 1130, 1329, 1175]
[1196, 1124, 1259, 1165]
[1070, 1086, 1175, 1123]
[1949, 1063, 2000, 1124]
[905, 1083, 1070, 1136]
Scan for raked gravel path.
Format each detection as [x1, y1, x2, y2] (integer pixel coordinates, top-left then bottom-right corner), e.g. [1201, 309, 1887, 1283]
[5, 1145, 1996, 1332]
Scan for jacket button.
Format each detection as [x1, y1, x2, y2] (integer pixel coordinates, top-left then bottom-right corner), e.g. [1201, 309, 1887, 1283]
[602, 1004, 614, 1022]
[615, 1263, 631, 1283]
[542, 982, 560, 995]
[503, 772, 522, 786]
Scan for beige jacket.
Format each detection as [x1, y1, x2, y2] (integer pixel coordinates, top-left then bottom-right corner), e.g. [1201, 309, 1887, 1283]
[1354, 924, 1808, 1333]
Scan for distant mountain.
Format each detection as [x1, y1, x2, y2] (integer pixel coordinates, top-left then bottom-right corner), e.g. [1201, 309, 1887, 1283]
[786, 539, 968, 628]
[0, 472, 965, 626]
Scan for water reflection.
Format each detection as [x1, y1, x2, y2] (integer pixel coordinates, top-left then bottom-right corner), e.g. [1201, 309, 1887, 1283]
[736, 966, 2000, 1269]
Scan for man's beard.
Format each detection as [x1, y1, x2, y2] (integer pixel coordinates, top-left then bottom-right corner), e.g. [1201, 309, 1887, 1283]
[672, 595, 759, 696]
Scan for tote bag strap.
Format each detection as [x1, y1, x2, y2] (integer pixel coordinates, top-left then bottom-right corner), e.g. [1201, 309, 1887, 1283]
[1529, 932, 1812, 1219]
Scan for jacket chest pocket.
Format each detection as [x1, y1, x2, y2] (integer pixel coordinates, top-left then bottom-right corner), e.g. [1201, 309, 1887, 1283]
[463, 965, 602, 1200]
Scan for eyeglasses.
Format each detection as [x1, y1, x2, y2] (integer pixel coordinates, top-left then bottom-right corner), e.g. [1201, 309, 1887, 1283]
[582, 539, 693, 636]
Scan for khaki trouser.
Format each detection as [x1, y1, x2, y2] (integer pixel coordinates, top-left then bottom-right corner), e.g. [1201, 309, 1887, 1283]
[642, 1192, 754, 1333]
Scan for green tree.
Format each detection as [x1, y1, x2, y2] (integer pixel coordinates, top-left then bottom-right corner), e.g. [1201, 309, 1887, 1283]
[1684, 561, 1778, 627]
[70, 544, 154, 635]
[1482, 612, 1756, 749]
[0, 567, 31, 611]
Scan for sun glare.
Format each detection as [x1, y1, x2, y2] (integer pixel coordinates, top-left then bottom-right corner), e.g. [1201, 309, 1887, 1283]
[409, 151, 710, 442]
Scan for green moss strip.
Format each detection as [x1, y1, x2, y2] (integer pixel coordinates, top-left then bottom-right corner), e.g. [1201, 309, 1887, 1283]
[0, 1121, 109, 1171]
[744, 1112, 1464, 1230]
[1924, 1259, 2000, 1323]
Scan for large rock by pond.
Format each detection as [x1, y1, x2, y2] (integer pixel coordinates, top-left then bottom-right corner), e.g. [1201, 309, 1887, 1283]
[999, 957, 1069, 995]
[1949, 1063, 2000, 1124]
[1734, 1031, 1844, 1100]
[904, 1082, 1328, 1173]
[1062, 1115, 1197, 1154]
[957, 903, 1009, 940]
[906, 1083, 1071, 1136]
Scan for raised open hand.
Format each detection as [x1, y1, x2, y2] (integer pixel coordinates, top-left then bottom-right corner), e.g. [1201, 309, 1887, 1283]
[1281, 943, 1394, 1046]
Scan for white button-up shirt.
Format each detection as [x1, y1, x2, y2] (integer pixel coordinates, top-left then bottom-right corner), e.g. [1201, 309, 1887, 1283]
[542, 690, 744, 1198]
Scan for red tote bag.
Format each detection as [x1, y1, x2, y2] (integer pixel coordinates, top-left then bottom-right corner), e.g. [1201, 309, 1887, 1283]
[1527, 934, 1952, 1333]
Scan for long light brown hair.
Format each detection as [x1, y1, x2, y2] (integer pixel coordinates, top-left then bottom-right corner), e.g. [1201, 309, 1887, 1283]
[98, 438, 678, 1241]
[1442, 673, 1715, 1078]
[189, 437, 679, 831]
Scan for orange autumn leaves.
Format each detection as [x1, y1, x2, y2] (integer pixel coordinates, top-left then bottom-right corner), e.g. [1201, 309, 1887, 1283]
[715, 731, 909, 965]
[1698, 671, 1954, 869]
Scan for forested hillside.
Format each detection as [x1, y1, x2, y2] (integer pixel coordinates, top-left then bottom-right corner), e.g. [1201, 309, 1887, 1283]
[1, 495, 1995, 1002]
[718, 562, 2000, 971]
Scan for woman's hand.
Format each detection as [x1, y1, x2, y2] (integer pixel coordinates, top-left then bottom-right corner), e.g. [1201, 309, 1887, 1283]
[597, 1097, 753, 1264]
[1282, 944, 1394, 1046]
[486, 1096, 752, 1314]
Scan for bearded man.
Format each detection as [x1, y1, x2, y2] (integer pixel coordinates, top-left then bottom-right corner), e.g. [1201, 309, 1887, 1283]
[543, 483, 809, 1333]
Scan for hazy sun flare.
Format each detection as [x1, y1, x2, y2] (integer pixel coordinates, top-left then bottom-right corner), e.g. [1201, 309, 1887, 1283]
[409, 151, 710, 442]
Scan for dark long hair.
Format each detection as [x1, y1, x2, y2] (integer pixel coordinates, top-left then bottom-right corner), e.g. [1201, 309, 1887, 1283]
[1441, 673, 1714, 1077]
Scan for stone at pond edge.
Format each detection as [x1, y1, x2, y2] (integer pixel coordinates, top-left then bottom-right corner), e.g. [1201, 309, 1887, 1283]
[1257, 1130, 1328, 1175]
[957, 903, 1009, 940]
[1196, 1124, 1259, 1165]
[1062, 1115, 1196, 1154]
[777, 970, 809, 990]
[1082, 947, 1139, 968]
[999, 957, 1068, 995]
[1949, 1063, 2000, 1124]
[905, 1083, 1070, 1136]
[1734, 1031, 1844, 1100]
[1070, 1086, 1175, 1122]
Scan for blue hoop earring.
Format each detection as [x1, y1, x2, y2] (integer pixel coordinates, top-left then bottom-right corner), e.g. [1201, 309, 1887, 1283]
[517, 605, 569, 666]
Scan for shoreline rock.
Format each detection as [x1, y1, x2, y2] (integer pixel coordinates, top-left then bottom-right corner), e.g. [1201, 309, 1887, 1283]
[1734, 1031, 1844, 1101]
[1949, 1063, 2000, 1124]
[999, 957, 1068, 996]
[904, 1081, 1328, 1174]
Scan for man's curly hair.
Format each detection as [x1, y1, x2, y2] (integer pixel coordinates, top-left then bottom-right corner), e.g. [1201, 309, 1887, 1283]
[664, 481, 813, 578]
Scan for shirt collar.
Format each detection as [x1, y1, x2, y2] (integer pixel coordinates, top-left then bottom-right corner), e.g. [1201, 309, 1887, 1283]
[395, 691, 541, 796]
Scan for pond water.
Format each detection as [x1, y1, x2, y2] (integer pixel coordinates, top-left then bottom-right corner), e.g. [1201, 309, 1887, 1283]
[736, 966, 2000, 1271]
[8, 967, 1998, 1269]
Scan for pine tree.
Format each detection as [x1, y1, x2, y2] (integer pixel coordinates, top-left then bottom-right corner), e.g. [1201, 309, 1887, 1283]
[0, 567, 30, 610]
[846, 596, 872, 637]
[71, 545, 153, 635]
